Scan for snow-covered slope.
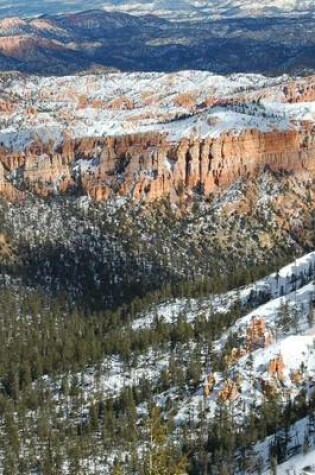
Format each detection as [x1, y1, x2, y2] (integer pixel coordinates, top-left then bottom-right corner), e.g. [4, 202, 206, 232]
[0, 70, 313, 151]
[136, 252, 315, 471]
[133, 252, 315, 330]
[274, 449, 315, 474]
[33, 248, 315, 473]
[139, 251, 315, 424]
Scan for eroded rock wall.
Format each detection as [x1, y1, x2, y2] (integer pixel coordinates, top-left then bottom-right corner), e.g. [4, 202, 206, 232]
[0, 125, 315, 202]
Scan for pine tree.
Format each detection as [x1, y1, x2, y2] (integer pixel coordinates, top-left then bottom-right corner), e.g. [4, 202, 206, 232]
[307, 297, 315, 328]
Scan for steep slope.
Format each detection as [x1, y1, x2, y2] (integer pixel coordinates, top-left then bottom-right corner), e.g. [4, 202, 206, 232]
[1, 245, 313, 473]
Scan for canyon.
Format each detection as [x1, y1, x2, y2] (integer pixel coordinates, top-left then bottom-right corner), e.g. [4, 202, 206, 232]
[0, 4, 314, 475]
[0, 66, 313, 475]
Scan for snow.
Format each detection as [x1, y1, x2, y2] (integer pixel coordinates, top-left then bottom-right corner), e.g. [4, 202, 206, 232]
[268, 448, 315, 474]
[20, 246, 315, 473]
[132, 251, 315, 331]
[98, 0, 315, 21]
[168, 252, 315, 427]
[0, 0, 314, 21]
[254, 415, 315, 474]
[73, 157, 100, 174]
[1, 71, 313, 151]
[160, 106, 291, 142]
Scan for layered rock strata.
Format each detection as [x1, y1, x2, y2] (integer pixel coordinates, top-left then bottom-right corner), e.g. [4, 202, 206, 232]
[0, 124, 314, 203]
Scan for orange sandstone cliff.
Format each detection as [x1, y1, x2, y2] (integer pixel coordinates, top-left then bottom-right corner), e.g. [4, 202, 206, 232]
[0, 123, 314, 203]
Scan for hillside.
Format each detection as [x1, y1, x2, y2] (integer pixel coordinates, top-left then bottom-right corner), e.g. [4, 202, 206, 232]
[276, 450, 315, 474]
[0, 70, 313, 311]
[0, 68, 313, 473]
[0, 10, 313, 74]
[1, 245, 315, 472]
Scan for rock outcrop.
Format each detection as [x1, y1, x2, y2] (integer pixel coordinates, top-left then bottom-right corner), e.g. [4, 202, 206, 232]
[1, 122, 313, 203]
[219, 379, 239, 402]
[224, 347, 247, 367]
[268, 355, 286, 381]
[0, 72, 314, 203]
[0, 161, 24, 202]
[282, 77, 315, 103]
[204, 373, 216, 397]
[246, 317, 273, 352]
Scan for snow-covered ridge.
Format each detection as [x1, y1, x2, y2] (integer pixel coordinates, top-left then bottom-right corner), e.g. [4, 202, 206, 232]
[166, 255, 315, 472]
[147, 251, 315, 470]
[0, 1, 314, 21]
[133, 251, 315, 330]
[130, 251, 315, 449]
[0, 70, 313, 151]
[99, 0, 315, 21]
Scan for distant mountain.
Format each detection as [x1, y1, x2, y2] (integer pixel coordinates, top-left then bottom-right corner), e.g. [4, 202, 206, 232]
[100, 0, 315, 21]
[0, 9, 313, 75]
[0, 1, 315, 21]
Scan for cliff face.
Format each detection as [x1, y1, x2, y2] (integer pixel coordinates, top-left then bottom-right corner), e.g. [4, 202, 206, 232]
[0, 124, 314, 203]
[0, 71, 314, 203]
